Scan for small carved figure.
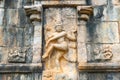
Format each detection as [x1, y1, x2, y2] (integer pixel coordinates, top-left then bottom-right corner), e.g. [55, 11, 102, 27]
[42, 24, 68, 70]
[8, 47, 27, 62]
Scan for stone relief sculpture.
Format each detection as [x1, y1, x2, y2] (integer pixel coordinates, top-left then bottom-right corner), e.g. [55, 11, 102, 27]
[8, 47, 27, 62]
[65, 27, 77, 63]
[42, 24, 77, 80]
[42, 24, 68, 71]
[94, 46, 113, 61]
[41, 7, 78, 80]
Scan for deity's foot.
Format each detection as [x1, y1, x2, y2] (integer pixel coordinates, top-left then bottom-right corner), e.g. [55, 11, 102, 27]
[42, 54, 48, 60]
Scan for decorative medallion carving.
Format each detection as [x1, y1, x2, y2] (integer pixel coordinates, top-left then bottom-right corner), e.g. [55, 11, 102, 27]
[8, 47, 27, 63]
[94, 46, 113, 61]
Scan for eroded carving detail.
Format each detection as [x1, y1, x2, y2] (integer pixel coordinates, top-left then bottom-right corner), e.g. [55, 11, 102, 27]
[42, 24, 77, 80]
[94, 46, 113, 61]
[41, 7, 78, 80]
[42, 24, 68, 71]
[8, 47, 27, 63]
[42, 70, 57, 80]
[24, 5, 41, 23]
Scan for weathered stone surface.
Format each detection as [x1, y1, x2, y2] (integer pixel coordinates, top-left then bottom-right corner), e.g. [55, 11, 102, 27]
[0, 63, 42, 72]
[0, 0, 4, 8]
[93, 5, 120, 21]
[0, 47, 8, 63]
[42, 7, 78, 80]
[3, 27, 24, 47]
[0, 9, 4, 26]
[78, 43, 87, 63]
[77, 25, 88, 43]
[110, 44, 120, 63]
[79, 73, 87, 80]
[41, 0, 86, 5]
[23, 0, 34, 5]
[112, 0, 120, 5]
[5, 9, 28, 28]
[0, 73, 42, 80]
[91, 0, 107, 5]
[5, 0, 23, 9]
[8, 47, 28, 63]
[24, 5, 42, 63]
[87, 22, 119, 43]
[24, 23, 34, 47]
[86, 43, 120, 62]
[87, 44, 113, 62]
[32, 36, 41, 63]
[0, 0, 120, 80]
[0, 26, 5, 46]
[79, 73, 120, 80]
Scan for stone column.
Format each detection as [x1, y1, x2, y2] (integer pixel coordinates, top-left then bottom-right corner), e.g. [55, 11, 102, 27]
[77, 6, 93, 66]
[24, 5, 42, 63]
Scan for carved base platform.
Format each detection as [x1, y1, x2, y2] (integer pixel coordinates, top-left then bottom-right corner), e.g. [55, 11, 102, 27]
[42, 70, 57, 80]
[42, 70, 70, 80]
[0, 63, 42, 73]
[79, 63, 120, 72]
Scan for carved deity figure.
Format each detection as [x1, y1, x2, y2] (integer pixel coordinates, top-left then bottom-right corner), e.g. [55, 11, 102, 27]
[42, 24, 77, 80]
[42, 24, 68, 71]
[65, 27, 77, 62]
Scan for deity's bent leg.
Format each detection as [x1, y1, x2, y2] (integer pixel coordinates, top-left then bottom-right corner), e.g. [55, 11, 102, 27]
[53, 42, 67, 51]
[53, 42, 68, 71]
[55, 51, 64, 71]
[42, 45, 54, 59]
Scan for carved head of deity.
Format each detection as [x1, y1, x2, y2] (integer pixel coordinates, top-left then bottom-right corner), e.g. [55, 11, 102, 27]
[55, 24, 63, 32]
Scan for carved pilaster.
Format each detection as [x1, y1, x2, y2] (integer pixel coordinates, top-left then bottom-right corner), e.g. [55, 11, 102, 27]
[78, 6, 93, 21]
[77, 6, 93, 65]
[24, 5, 42, 63]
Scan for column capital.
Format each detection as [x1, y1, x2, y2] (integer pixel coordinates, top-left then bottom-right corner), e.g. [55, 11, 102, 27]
[77, 6, 93, 21]
[24, 5, 42, 24]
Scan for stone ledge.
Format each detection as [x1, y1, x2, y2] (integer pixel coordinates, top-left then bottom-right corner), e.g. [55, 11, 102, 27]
[0, 63, 42, 73]
[26, 1, 86, 6]
[78, 63, 120, 72]
[42, 1, 86, 6]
